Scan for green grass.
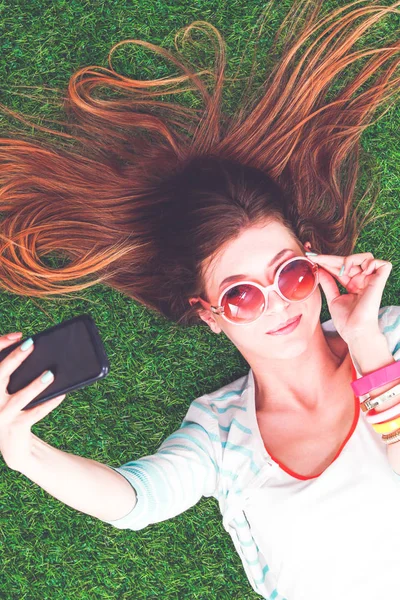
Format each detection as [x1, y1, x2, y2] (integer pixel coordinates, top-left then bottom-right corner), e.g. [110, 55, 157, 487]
[0, 0, 399, 598]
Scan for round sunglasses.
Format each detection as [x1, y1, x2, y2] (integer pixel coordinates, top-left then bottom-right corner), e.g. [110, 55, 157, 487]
[194, 256, 319, 325]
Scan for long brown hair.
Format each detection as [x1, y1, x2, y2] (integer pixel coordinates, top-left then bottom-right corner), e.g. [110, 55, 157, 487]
[0, 0, 399, 327]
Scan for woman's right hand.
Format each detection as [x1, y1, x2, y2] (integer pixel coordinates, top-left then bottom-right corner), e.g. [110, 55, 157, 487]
[0, 332, 66, 471]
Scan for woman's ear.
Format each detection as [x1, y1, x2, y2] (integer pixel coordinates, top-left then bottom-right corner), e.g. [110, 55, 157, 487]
[303, 241, 312, 252]
[188, 298, 222, 334]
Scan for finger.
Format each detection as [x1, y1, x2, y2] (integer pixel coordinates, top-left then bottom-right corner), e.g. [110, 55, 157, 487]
[362, 258, 376, 275]
[353, 262, 392, 315]
[337, 258, 389, 294]
[0, 332, 23, 354]
[2, 332, 23, 342]
[0, 338, 35, 384]
[10, 369, 55, 413]
[365, 261, 393, 289]
[341, 253, 374, 276]
[344, 257, 375, 291]
[345, 258, 388, 282]
[317, 267, 341, 306]
[309, 253, 374, 277]
[19, 394, 66, 426]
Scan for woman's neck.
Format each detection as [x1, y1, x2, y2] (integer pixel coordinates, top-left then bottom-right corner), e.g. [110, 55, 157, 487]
[252, 328, 350, 414]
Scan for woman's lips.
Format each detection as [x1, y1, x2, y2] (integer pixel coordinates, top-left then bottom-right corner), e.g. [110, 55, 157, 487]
[266, 314, 302, 335]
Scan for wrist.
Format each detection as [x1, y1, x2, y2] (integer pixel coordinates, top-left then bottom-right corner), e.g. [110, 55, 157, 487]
[348, 331, 400, 401]
[347, 330, 389, 372]
[386, 438, 400, 474]
[14, 432, 43, 475]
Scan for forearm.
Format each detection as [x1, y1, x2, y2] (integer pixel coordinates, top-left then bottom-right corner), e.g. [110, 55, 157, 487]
[15, 433, 137, 522]
[348, 330, 400, 473]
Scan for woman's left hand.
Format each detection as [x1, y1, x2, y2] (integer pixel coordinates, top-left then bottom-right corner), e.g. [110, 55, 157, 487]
[306, 252, 393, 344]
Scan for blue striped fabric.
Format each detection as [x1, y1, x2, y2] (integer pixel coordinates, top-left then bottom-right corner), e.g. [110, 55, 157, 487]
[104, 305, 400, 600]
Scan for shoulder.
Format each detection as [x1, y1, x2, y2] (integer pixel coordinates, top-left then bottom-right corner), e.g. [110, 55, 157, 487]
[202, 371, 249, 412]
[378, 304, 400, 328]
[378, 304, 400, 334]
[182, 371, 250, 427]
[378, 305, 400, 358]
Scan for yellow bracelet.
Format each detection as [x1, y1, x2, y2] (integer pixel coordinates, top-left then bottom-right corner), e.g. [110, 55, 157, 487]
[372, 416, 400, 434]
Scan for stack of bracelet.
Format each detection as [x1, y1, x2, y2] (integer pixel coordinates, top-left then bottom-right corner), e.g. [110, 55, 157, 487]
[351, 359, 400, 445]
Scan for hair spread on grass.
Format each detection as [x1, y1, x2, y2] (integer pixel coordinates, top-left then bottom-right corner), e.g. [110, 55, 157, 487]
[0, 0, 399, 326]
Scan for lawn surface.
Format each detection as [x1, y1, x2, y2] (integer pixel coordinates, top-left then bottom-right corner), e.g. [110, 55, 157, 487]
[0, 1, 399, 598]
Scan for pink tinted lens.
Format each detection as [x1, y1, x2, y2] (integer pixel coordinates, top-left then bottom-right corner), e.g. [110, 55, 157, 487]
[278, 259, 315, 300]
[221, 284, 265, 323]
[221, 259, 315, 323]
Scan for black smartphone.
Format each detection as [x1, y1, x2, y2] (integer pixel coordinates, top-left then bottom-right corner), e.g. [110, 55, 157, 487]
[0, 314, 110, 411]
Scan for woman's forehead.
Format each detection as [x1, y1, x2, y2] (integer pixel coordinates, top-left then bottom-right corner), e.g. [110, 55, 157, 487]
[203, 222, 300, 294]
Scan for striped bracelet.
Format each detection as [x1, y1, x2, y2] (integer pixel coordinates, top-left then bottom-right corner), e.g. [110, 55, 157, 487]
[382, 429, 400, 445]
[360, 384, 400, 413]
[365, 397, 400, 425]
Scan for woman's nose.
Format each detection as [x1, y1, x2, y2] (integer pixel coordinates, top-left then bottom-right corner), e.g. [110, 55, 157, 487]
[264, 289, 290, 313]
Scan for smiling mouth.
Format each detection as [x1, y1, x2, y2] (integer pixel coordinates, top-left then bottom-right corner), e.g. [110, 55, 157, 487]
[267, 315, 301, 333]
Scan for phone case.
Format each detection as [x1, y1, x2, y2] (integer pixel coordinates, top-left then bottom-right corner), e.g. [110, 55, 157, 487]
[0, 314, 110, 410]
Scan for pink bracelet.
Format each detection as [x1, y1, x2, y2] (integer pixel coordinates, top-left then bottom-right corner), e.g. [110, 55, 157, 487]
[351, 359, 400, 396]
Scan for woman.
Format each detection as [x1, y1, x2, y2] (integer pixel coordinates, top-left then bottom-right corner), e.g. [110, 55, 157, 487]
[0, 1, 400, 598]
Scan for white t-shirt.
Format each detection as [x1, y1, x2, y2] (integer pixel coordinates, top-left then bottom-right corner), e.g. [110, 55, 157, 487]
[105, 305, 400, 600]
[243, 371, 400, 600]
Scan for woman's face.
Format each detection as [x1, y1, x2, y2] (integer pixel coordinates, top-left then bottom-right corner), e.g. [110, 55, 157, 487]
[193, 220, 323, 361]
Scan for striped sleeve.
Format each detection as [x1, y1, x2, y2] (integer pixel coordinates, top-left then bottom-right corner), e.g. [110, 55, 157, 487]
[384, 306, 400, 481]
[102, 395, 220, 530]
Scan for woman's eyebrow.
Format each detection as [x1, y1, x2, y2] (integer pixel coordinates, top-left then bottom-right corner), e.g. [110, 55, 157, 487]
[218, 248, 294, 292]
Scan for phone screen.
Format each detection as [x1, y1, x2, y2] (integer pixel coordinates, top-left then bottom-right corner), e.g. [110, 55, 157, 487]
[0, 314, 109, 410]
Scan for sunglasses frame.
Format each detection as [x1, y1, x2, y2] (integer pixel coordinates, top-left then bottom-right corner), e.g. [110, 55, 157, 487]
[193, 256, 319, 325]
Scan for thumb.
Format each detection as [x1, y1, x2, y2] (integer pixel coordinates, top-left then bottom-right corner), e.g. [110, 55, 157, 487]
[317, 267, 341, 306]
[366, 261, 393, 289]
[358, 261, 393, 314]
[21, 394, 66, 426]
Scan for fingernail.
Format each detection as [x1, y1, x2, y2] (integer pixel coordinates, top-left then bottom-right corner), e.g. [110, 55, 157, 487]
[339, 264, 345, 276]
[305, 252, 318, 256]
[20, 338, 34, 351]
[7, 332, 22, 340]
[41, 370, 54, 384]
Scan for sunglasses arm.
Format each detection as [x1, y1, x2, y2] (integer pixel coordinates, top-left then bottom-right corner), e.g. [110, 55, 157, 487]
[189, 296, 223, 315]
